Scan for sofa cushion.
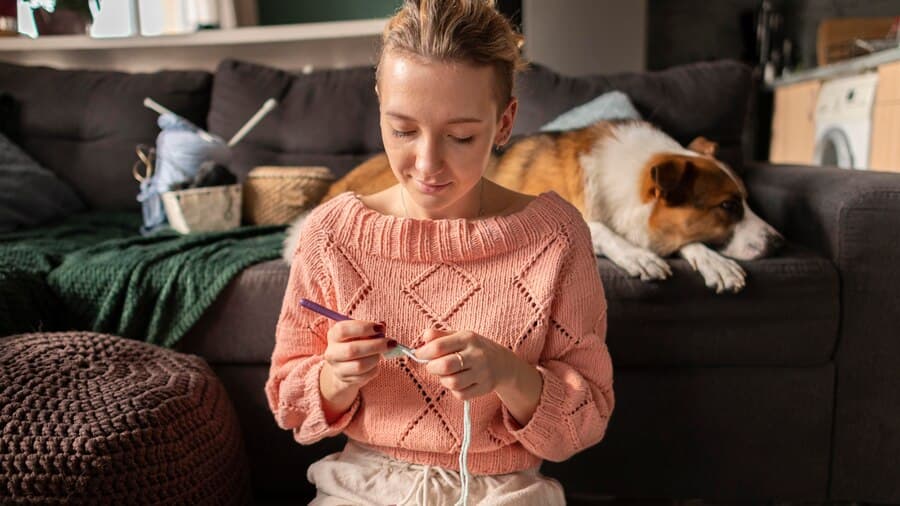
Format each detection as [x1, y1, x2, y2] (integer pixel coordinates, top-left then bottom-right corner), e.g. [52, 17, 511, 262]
[181, 245, 838, 368]
[0, 62, 212, 211]
[514, 60, 752, 171]
[208, 58, 751, 181]
[179, 259, 287, 361]
[603, 244, 839, 367]
[0, 132, 85, 232]
[207, 59, 383, 181]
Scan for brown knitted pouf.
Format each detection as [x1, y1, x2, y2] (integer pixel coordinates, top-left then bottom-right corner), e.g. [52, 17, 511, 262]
[0, 332, 251, 505]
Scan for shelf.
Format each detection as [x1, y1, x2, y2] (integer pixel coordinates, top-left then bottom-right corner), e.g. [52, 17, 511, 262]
[0, 18, 387, 52]
[772, 44, 900, 87]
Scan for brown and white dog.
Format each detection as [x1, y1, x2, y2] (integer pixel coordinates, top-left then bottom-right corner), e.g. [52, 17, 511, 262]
[285, 119, 783, 293]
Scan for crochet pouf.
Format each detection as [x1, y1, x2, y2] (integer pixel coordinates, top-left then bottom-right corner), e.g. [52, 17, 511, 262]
[0, 332, 251, 505]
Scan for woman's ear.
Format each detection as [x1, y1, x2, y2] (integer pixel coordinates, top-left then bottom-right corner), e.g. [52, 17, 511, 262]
[495, 97, 518, 147]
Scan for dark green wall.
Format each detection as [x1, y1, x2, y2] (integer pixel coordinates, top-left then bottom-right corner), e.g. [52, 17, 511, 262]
[257, 0, 402, 25]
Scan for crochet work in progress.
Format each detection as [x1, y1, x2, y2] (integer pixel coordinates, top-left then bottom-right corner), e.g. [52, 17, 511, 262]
[299, 297, 473, 505]
[268, 191, 614, 480]
[0, 332, 251, 504]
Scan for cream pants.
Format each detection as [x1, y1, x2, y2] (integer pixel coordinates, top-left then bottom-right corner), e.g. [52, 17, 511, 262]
[307, 440, 566, 506]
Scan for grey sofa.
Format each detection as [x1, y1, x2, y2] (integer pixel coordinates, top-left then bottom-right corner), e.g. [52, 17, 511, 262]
[1, 57, 898, 504]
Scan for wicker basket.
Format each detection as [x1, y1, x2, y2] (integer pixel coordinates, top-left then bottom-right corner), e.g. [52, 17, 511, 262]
[161, 184, 242, 234]
[242, 166, 334, 225]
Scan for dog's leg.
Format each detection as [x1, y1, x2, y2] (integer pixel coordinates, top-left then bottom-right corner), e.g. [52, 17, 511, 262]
[679, 242, 746, 294]
[588, 221, 672, 281]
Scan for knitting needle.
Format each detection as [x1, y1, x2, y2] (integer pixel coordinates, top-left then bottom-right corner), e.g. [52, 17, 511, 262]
[299, 298, 427, 363]
[142, 97, 216, 143]
[227, 98, 278, 147]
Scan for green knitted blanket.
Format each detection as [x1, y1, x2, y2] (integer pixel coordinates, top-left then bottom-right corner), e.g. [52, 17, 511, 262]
[0, 213, 284, 347]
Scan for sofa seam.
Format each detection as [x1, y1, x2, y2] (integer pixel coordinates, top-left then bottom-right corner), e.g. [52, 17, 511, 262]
[827, 189, 900, 499]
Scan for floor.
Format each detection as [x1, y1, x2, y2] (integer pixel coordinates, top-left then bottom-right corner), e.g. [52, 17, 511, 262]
[568, 499, 866, 506]
[568, 500, 863, 506]
[257, 496, 866, 506]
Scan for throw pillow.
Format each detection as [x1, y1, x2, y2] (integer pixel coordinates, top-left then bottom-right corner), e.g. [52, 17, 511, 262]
[0, 132, 85, 232]
[514, 60, 752, 171]
[540, 90, 642, 132]
[0, 92, 18, 140]
[208, 59, 383, 181]
[0, 62, 213, 211]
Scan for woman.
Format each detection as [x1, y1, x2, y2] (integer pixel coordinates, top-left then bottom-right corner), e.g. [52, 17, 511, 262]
[266, 1, 614, 504]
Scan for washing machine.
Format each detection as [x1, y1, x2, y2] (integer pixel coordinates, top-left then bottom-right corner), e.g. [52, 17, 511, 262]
[813, 72, 879, 170]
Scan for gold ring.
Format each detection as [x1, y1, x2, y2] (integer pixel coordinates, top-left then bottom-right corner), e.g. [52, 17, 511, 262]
[455, 351, 465, 370]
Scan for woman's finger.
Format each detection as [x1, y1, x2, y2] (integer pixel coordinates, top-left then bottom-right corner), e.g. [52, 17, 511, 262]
[332, 367, 380, 385]
[327, 320, 385, 343]
[325, 339, 382, 363]
[439, 369, 477, 392]
[425, 352, 468, 376]
[415, 332, 465, 361]
[335, 338, 396, 361]
[331, 354, 381, 377]
[450, 382, 483, 401]
[421, 327, 453, 343]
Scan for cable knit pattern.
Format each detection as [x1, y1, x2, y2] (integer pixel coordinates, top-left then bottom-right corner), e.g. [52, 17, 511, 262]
[266, 191, 614, 475]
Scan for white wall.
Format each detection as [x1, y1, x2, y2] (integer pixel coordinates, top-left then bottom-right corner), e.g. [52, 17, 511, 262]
[523, 0, 647, 76]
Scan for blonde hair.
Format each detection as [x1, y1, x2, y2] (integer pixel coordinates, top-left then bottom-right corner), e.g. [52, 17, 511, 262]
[376, 0, 527, 112]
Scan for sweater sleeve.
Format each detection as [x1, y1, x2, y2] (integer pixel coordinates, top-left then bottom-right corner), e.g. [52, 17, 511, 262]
[502, 219, 614, 462]
[265, 216, 360, 444]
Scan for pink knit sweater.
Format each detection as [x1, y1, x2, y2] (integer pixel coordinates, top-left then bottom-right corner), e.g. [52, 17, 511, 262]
[266, 191, 614, 475]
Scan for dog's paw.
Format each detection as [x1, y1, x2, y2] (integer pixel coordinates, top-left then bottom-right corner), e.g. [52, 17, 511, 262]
[601, 243, 672, 281]
[680, 243, 746, 294]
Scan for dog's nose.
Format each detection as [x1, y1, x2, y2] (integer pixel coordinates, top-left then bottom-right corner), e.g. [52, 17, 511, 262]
[765, 233, 785, 255]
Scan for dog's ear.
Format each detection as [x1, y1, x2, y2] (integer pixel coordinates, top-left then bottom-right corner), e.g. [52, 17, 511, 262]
[650, 158, 689, 198]
[688, 136, 718, 157]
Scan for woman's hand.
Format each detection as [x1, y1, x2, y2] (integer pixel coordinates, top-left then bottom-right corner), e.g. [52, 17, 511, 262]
[415, 327, 543, 425]
[414, 328, 518, 400]
[320, 320, 395, 423]
[322, 320, 395, 390]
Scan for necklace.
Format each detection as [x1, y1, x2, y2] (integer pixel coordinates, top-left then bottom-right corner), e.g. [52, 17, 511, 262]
[400, 179, 484, 219]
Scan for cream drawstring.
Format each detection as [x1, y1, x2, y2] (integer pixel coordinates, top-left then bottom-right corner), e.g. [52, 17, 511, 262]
[389, 344, 473, 506]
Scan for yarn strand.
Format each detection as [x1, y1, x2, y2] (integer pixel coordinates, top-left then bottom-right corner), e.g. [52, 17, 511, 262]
[391, 345, 472, 505]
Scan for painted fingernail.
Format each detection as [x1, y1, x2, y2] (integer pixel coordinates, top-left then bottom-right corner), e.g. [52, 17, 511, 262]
[374, 323, 386, 333]
[387, 339, 397, 348]
[373, 332, 385, 339]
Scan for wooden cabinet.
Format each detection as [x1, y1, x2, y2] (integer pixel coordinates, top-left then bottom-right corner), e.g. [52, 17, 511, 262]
[870, 61, 900, 172]
[770, 80, 820, 165]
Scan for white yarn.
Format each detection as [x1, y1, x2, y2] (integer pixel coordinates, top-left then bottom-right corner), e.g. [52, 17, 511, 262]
[389, 344, 472, 506]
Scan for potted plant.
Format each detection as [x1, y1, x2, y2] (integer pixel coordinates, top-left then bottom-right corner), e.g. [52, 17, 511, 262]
[24, 0, 100, 35]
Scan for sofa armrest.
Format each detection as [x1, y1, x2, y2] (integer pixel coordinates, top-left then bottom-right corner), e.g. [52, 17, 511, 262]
[744, 161, 900, 260]
[744, 161, 900, 502]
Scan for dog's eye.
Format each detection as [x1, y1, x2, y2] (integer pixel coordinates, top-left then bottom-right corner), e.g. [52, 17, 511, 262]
[719, 199, 740, 214]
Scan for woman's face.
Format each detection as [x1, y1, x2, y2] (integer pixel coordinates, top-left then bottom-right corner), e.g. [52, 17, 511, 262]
[377, 52, 517, 219]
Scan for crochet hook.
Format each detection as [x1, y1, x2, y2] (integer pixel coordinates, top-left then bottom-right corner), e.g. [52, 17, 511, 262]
[298, 298, 427, 362]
